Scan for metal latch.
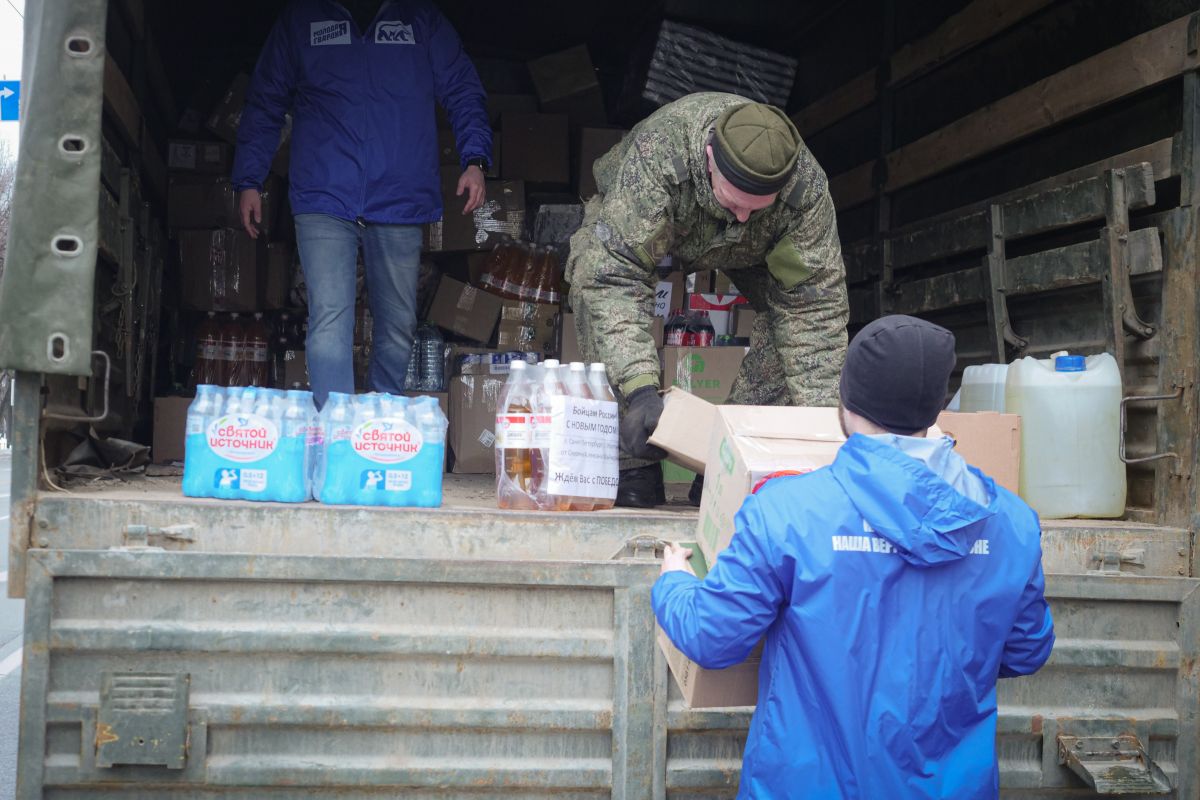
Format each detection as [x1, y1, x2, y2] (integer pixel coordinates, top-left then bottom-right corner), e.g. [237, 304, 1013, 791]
[96, 672, 191, 769]
[1057, 734, 1170, 794]
[121, 524, 196, 549]
[609, 535, 669, 561]
[1089, 547, 1146, 575]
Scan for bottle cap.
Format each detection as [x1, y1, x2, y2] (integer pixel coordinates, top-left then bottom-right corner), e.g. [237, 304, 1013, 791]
[510, 359, 527, 371]
[569, 362, 586, 372]
[543, 359, 560, 368]
[1055, 355, 1086, 372]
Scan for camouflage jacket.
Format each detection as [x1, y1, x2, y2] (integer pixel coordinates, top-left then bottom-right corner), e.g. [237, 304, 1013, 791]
[565, 92, 849, 406]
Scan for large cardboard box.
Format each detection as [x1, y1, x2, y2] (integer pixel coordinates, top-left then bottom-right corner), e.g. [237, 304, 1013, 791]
[449, 374, 505, 473]
[425, 176, 526, 252]
[176, 228, 262, 312]
[428, 276, 503, 343]
[660, 346, 746, 402]
[497, 300, 560, 355]
[731, 306, 757, 339]
[441, 93, 536, 130]
[936, 411, 1021, 494]
[501, 113, 569, 185]
[655, 543, 765, 708]
[576, 127, 626, 198]
[527, 45, 607, 127]
[152, 396, 192, 464]
[168, 139, 231, 174]
[649, 387, 716, 474]
[560, 312, 663, 364]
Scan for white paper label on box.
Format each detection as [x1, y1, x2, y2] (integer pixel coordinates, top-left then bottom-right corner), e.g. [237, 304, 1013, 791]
[478, 429, 496, 448]
[457, 285, 478, 312]
[169, 143, 197, 170]
[548, 396, 619, 500]
[655, 280, 674, 319]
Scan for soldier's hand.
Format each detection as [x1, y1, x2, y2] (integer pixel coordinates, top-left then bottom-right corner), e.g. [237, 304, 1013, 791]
[620, 386, 667, 461]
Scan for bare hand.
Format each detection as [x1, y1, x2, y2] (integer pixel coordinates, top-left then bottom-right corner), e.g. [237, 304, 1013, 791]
[661, 543, 695, 576]
[239, 188, 263, 239]
[458, 165, 486, 214]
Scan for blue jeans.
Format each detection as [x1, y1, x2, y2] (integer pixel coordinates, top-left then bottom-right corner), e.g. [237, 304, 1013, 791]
[294, 214, 423, 407]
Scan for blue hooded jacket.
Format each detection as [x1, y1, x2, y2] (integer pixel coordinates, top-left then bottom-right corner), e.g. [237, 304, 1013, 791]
[232, 0, 491, 224]
[653, 434, 1055, 799]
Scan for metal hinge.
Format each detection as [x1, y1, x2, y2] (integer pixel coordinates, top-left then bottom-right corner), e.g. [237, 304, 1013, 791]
[96, 672, 191, 769]
[119, 524, 196, 550]
[1089, 547, 1146, 575]
[1057, 734, 1170, 794]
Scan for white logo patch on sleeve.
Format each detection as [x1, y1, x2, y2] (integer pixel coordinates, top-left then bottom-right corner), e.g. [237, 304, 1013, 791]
[311, 20, 352, 46]
[376, 21, 416, 44]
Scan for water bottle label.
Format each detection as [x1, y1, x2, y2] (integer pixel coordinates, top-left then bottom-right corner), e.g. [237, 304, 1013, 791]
[331, 423, 354, 443]
[200, 344, 220, 360]
[206, 414, 279, 462]
[221, 345, 239, 361]
[495, 413, 533, 448]
[351, 416, 424, 464]
[249, 345, 269, 362]
[239, 468, 268, 493]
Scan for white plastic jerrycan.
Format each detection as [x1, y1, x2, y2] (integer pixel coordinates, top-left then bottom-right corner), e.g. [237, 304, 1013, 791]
[959, 363, 1010, 412]
[1005, 351, 1124, 519]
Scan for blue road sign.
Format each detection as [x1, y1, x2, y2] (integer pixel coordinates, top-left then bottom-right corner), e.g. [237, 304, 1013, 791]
[0, 81, 19, 122]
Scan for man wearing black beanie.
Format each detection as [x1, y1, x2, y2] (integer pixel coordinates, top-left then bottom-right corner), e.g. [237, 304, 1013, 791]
[654, 314, 1055, 799]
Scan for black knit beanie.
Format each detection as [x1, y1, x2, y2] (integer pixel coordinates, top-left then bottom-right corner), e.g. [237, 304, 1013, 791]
[839, 315, 957, 434]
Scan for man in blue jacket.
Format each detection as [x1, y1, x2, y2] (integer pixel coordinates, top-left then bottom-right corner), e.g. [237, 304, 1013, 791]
[232, 0, 492, 405]
[654, 315, 1055, 799]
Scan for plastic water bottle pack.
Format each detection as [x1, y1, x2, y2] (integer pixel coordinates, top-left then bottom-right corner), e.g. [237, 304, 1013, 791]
[183, 385, 318, 503]
[314, 392, 448, 508]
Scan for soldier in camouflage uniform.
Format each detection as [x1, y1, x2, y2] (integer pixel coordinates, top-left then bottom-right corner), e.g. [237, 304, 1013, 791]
[566, 92, 849, 507]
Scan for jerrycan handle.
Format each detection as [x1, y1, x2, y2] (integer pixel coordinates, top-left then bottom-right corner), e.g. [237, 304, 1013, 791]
[1119, 388, 1183, 465]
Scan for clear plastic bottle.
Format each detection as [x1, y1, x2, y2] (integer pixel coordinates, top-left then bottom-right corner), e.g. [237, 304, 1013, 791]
[182, 384, 222, 496]
[532, 359, 570, 511]
[192, 312, 223, 388]
[562, 362, 596, 511]
[495, 359, 537, 509]
[587, 363, 618, 510]
[315, 391, 354, 503]
[242, 312, 271, 387]
[404, 327, 425, 391]
[418, 323, 445, 391]
[221, 312, 245, 386]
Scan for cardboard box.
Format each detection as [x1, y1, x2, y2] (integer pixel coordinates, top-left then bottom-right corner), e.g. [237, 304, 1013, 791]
[449, 374, 505, 473]
[560, 312, 663, 364]
[501, 113, 569, 185]
[443, 93, 538, 130]
[168, 139, 231, 174]
[696, 404, 843, 564]
[263, 242, 292, 310]
[576, 127, 626, 197]
[207, 72, 291, 177]
[168, 174, 279, 233]
[731, 306, 757, 339]
[935, 411, 1021, 494]
[713, 271, 742, 295]
[687, 293, 749, 337]
[497, 299, 560, 355]
[425, 176, 526, 252]
[527, 45, 607, 127]
[176, 228, 262, 312]
[649, 387, 717, 474]
[660, 346, 746, 402]
[428, 275, 503, 343]
[655, 272, 686, 320]
[152, 396, 192, 463]
[656, 543, 764, 708]
[280, 349, 309, 389]
[438, 129, 501, 177]
[659, 346, 747, 483]
[531, 204, 584, 247]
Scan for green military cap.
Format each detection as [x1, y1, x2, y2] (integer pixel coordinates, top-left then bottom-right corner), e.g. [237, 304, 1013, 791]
[711, 102, 801, 195]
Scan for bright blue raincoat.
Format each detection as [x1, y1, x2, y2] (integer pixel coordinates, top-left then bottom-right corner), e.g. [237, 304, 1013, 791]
[654, 434, 1055, 799]
[232, 0, 491, 224]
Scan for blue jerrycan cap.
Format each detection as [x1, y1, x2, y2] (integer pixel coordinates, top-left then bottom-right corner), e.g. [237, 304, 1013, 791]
[1055, 355, 1086, 372]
